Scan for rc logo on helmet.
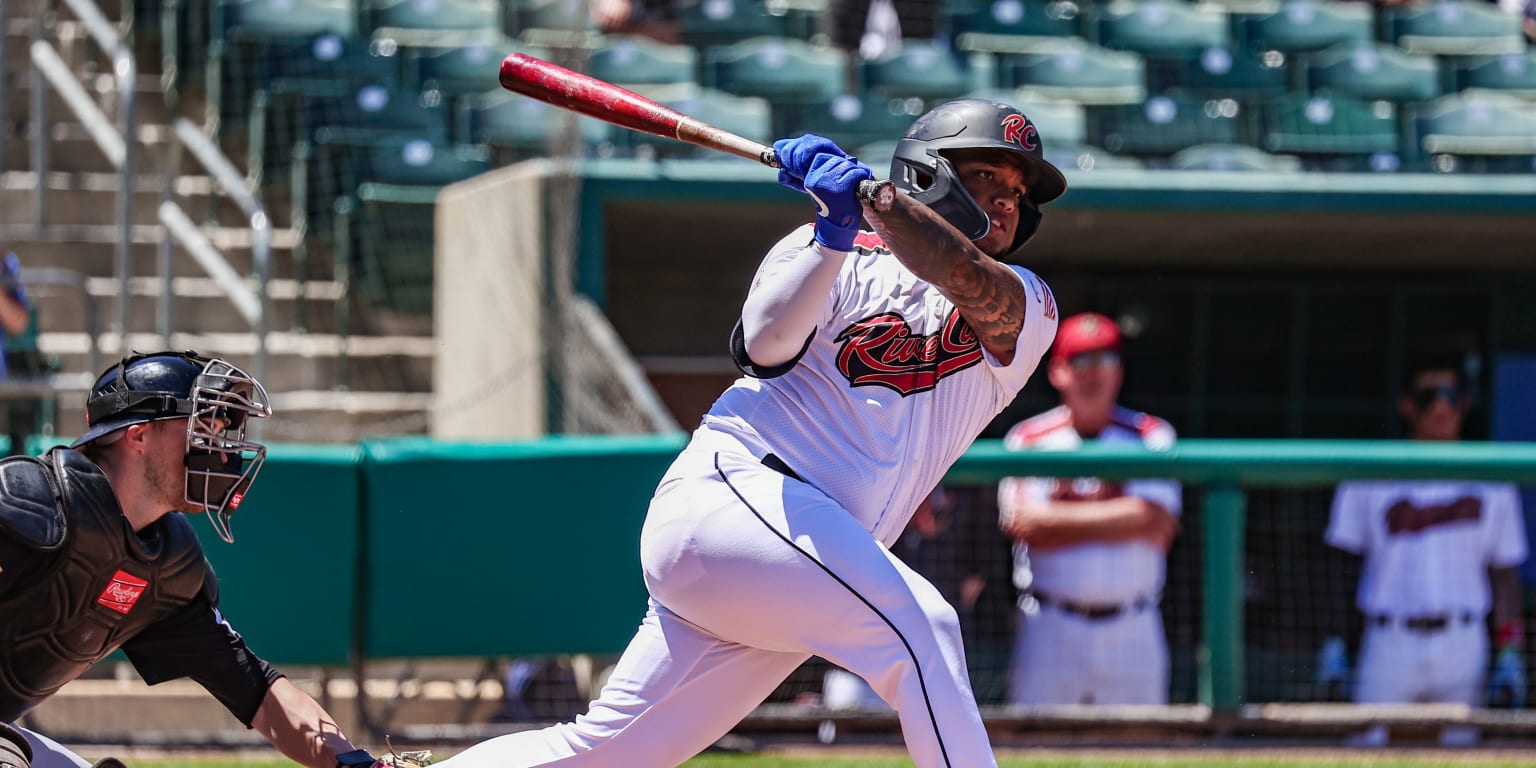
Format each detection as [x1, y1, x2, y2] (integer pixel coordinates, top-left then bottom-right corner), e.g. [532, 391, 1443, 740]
[1001, 114, 1038, 151]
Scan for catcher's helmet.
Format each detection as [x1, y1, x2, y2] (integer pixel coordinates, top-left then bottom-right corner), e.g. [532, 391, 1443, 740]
[891, 98, 1067, 260]
[74, 351, 273, 543]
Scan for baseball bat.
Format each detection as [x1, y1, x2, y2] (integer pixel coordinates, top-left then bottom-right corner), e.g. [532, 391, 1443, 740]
[498, 53, 896, 211]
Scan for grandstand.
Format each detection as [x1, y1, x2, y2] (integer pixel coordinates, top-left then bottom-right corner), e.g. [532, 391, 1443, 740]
[4, 0, 1536, 753]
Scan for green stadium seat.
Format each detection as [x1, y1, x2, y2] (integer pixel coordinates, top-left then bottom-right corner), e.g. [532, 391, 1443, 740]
[854, 140, 901, 176]
[625, 84, 772, 158]
[1257, 91, 1399, 161]
[862, 40, 980, 102]
[1413, 90, 1536, 158]
[1455, 52, 1536, 99]
[677, 0, 798, 48]
[1147, 47, 1289, 100]
[218, 0, 360, 40]
[308, 85, 453, 144]
[965, 89, 1087, 145]
[1087, 94, 1242, 156]
[1043, 141, 1145, 170]
[1169, 143, 1302, 171]
[949, 0, 1082, 55]
[513, 0, 598, 47]
[220, 32, 401, 137]
[368, 0, 505, 46]
[1095, 1, 1231, 55]
[463, 90, 617, 159]
[1386, 1, 1525, 57]
[776, 93, 925, 151]
[590, 35, 700, 88]
[411, 39, 528, 96]
[706, 37, 847, 103]
[1003, 41, 1147, 105]
[1306, 42, 1440, 103]
[1240, 1, 1374, 54]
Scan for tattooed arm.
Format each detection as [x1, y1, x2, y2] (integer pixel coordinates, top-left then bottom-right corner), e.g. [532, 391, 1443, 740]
[862, 192, 1027, 365]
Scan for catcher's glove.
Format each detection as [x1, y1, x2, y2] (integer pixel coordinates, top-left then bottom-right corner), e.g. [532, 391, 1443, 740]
[379, 750, 433, 768]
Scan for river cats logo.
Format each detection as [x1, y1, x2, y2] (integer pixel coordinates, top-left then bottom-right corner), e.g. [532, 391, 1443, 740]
[835, 310, 984, 395]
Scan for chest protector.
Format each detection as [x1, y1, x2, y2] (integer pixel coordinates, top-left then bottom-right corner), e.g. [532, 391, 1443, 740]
[0, 448, 213, 721]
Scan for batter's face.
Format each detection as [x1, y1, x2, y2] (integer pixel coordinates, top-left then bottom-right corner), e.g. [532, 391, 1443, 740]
[1401, 369, 1465, 441]
[947, 149, 1028, 258]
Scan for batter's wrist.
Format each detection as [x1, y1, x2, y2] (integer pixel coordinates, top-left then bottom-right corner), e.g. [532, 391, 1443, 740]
[336, 749, 377, 768]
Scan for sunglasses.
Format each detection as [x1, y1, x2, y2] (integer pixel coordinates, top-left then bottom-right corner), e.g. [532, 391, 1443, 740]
[1067, 350, 1121, 369]
[1411, 384, 1462, 410]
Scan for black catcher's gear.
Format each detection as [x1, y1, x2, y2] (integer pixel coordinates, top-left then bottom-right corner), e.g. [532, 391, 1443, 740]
[74, 351, 272, 543]
[891, 98, 1067, 260]
[0, 722, 30, 768]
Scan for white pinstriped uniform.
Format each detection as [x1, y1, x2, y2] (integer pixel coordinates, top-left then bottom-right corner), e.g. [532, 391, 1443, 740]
[1000, 406, 1180, 705]
[440, 226, 1057, 768]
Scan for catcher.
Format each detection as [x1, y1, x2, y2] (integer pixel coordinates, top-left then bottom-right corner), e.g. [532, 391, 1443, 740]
[0, 351, 417, 768]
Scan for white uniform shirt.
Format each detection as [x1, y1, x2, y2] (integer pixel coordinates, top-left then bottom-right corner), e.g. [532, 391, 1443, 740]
[700, 226, 1059, 545]
[1000, 405, 1181, 604]
[1327, 480, 1527, 617]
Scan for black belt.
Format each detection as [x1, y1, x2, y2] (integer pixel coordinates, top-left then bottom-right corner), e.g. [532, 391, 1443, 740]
[1033, 591, 1154, 622]
[761, 453, 802, 482]
[1367, 611, 1478, 633]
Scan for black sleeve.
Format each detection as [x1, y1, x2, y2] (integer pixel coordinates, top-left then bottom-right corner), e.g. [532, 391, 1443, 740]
[121, 596, 283, 727]
[730, 319, 813, 379]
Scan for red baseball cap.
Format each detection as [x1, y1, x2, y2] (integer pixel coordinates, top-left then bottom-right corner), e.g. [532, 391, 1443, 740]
[1051, 312, 1121, 363]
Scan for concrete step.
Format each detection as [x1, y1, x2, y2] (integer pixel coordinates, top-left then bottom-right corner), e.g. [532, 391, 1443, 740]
[0, 223, 312, 280]
[4, 70, 173, 127]
[2, 123, 195, 175]
[1, 170, 266, 228]
[29, 274, 349, 336]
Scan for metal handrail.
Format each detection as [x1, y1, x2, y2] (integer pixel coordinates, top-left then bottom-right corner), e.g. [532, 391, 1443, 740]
[28, 0, 137, 353]
[158, 118, 271, 385]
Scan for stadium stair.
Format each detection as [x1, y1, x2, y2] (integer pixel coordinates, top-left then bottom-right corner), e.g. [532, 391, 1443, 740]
[0, 0, 435, 443]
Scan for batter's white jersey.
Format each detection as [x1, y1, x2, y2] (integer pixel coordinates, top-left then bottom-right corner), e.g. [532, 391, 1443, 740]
[999, 405, 1181, 604]
[702, 225, 1059, 544]
[1327, 480, 1527, 617]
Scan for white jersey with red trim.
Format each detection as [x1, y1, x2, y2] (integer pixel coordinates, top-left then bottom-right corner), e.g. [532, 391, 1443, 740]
[698, 225, 1059, 545]
[1000, 404, 1180, 604]
[1327, 480, 1527, 617]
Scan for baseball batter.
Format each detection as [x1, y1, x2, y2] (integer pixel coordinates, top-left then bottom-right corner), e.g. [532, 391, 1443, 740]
[437, 99, 1066, 768]
[1321, 356, 1527, 746]
[998, 313, 1180, 706]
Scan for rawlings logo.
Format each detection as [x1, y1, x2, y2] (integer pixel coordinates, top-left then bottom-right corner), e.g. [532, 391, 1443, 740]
[835, 310, 984, 396]
[97, 569, 148, 615]
[1001, 114, 1039, 152]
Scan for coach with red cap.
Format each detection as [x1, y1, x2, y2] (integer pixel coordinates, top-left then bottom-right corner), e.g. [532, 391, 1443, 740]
[996, 312, 1183, 706]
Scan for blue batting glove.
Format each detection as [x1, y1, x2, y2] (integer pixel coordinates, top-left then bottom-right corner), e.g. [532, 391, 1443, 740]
[803, 152, 872, 252]
[1490, 646, 1527, 709]
[773, 134, 849, 191]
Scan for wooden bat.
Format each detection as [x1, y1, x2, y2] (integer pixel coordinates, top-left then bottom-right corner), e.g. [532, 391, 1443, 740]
[498, 52, 896, 211]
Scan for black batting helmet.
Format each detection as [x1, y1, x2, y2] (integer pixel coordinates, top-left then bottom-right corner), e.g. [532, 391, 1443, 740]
[75, 350, 272, 543]
[891, 98, 1067, 260]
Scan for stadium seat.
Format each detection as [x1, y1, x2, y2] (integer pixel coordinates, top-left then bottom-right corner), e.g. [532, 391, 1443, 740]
[949, 0, 1082, 55]
[966, 91, 1087, 145]
[1003, 41, 1147, 105]
[210, 0, 363, 135]
[1044, 141, 1145, 170]
[776, 92, 926, 151]
[1240, 1, 1374, 54]
[625, 84, 773, 158]
[219, 32, 401, 136]
[1454, 52, 1536, 98]
[362, 0, 500, 45]
[462, 90, 616, 159]
[1256, 91, 1400, 170]
[1169, 143, 1302, 171]
[677, 0, 798, 48]
[706, 37, 848, 103]
[513, 0, 598, 46]
[411, 39, 529, 96]
[1413, 90, 1536, 158]
[1146, 47, 1289, 100]
[1305, 42, 1440, 103]
[855, 140, 901, 176]
[1094, 1, 1231, 55]
[308, 85, 453, 144]
[862, 39, 981, 102]
[590, 35, 700, 88]
[1385, 1, 1525, 57]
[1086, 94, 1242, 156]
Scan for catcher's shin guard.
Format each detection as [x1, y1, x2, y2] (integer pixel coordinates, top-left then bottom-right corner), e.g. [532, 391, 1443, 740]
[0, 723, 31, 768]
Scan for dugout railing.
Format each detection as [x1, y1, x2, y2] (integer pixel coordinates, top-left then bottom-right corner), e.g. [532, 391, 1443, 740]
[85, 435, 1536, 741]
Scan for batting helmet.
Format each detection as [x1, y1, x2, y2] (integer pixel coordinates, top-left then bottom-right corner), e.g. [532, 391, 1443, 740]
[891, 98, 1067, 260]
[74, 350, 273, 543]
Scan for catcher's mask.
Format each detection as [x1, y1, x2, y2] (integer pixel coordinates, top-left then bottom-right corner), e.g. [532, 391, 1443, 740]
[74, 350, 273, 543]
[891, 98, 1067, 261]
